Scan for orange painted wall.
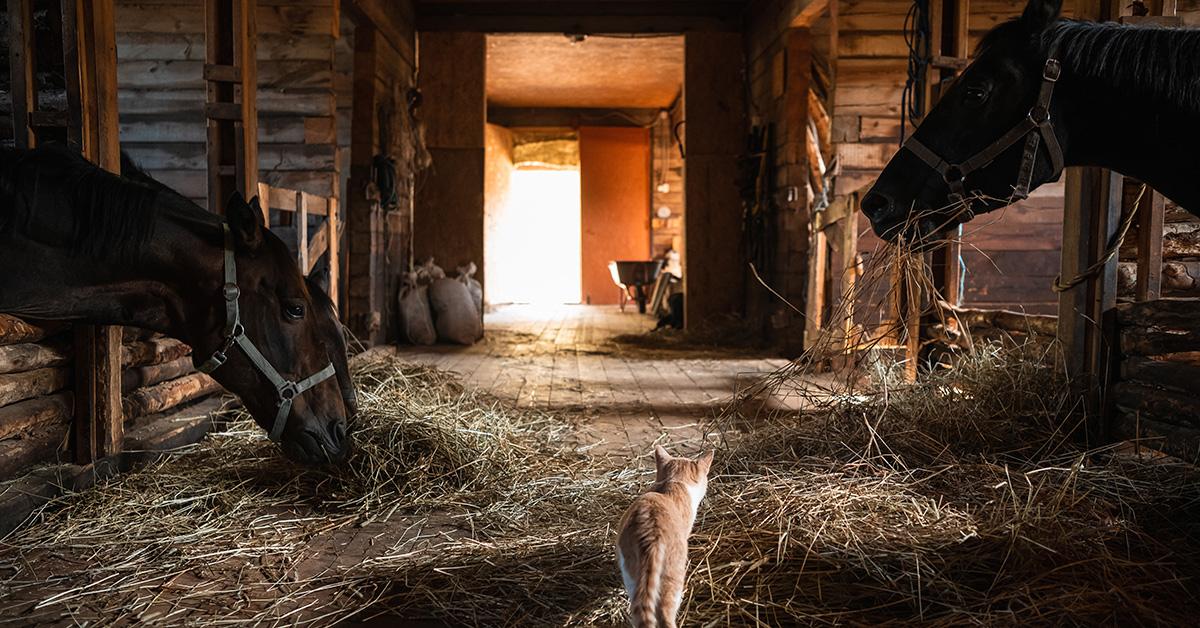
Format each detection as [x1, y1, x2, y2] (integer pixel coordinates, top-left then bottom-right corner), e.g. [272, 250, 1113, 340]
[579, 127, 651, 305]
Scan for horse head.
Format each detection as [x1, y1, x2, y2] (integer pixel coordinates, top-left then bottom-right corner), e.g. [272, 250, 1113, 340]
[861, 0, 1066, 243]
[186, 193, 353, 464]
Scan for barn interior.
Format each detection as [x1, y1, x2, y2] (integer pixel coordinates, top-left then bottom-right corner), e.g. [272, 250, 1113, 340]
[2, 0, 1200, 625]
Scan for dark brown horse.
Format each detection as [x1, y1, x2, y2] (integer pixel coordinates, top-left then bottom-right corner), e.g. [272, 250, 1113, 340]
[0, 145, 355, 464]
[862, 0, 1200, 242]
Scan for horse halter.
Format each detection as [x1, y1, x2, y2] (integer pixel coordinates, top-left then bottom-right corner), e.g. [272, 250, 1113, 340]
[902, 54, 1065, 214]
[197, 224, 336, 443]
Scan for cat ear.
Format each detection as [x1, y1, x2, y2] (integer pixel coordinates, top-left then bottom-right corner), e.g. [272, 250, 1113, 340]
[654, 445, 670, 466]
[698, 450, 715, 473]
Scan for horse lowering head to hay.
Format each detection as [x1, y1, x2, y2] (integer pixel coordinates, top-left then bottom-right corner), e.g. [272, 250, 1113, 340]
[0, 145, 356, 465]
[861, 0, 1200, 243]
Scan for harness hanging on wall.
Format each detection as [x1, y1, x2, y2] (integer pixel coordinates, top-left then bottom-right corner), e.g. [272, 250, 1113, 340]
[372, 154, 399, 210]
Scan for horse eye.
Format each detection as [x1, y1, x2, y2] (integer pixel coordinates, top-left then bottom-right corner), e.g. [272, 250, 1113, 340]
[284, 303, 306, 321]
[964, 86, 990, 105]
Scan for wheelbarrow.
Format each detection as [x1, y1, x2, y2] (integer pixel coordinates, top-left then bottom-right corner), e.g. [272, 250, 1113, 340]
[608, 260, 664, 314]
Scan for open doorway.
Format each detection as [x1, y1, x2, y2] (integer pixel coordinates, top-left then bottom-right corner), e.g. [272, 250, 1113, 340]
[483, 33, 684, 311]
[485, 130, 582, 305]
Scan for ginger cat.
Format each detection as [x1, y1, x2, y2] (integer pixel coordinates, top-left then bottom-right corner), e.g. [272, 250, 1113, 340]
[616, 445, 714, 628]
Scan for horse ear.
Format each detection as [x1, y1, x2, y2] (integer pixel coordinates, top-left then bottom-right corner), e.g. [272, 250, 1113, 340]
[226, 192, 265, 253]
[1021, 0, 1063, 30]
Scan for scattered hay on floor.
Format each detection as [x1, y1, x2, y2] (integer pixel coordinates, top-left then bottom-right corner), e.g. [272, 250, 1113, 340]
[610, 315, 769, 358]
[2, 344, 1199, 627]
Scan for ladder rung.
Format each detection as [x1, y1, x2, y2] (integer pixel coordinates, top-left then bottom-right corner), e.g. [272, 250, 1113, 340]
[204, 63, 242, 83]
[205, 102, 243, 121]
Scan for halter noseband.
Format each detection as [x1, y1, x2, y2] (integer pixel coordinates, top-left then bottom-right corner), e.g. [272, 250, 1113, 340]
[903, 54, 1065, 214]
[197, 223, 336, 443]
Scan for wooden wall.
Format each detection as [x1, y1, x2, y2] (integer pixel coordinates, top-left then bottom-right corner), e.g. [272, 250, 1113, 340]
[115, 0, 343, 210]
[413, 32, 487, 291]
[683, 31, 748, 327]
[826, 0, 1076, 315]
[744, 0, 823, 351]
[580, 126, 652, 305]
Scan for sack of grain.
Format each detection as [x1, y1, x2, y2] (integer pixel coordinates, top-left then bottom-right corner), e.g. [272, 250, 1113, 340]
[456, 262, 484, 332]
[429, 277, 481, 345]
[398, 272, 437, 346]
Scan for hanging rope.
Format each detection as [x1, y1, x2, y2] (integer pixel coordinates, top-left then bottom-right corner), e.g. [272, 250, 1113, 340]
[1053, 184, 1148, 293]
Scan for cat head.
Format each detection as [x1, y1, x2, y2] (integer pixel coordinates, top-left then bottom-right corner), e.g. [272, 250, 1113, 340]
[654, 445, 714, 487]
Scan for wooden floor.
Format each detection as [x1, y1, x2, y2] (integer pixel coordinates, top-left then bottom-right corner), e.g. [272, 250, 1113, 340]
[382, 304, 792, 454]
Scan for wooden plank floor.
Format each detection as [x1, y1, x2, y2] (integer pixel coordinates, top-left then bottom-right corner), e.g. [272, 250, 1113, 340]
[390, 304, 792, 454]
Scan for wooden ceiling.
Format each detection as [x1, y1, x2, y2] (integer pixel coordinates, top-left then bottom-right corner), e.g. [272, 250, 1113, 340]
[486, 34, 684, 109]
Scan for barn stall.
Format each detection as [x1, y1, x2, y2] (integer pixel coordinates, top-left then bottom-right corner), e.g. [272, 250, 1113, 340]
[0, 0, 1199, 625]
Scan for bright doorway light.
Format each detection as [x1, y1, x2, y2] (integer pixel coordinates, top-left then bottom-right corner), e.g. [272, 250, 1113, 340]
[485, 168, 582, 305]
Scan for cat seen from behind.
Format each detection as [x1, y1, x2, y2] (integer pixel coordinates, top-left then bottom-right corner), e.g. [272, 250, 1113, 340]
[616, 445, 714, 628]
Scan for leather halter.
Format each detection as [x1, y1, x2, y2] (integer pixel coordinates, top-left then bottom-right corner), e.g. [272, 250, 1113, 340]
[197, 224, 336, 443]
[902, 55, 1065, 215]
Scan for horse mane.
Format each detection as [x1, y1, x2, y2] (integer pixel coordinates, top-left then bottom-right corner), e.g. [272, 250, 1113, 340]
[976, 19, 1200, 115]
[0, 145, 162, 262]
[1044, 20, 1200, 114]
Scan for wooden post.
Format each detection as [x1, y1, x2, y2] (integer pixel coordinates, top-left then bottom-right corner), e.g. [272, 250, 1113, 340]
[297, 191, 311, 271]
[7, 0, 35, 148]
[346, 22, 383, 343]
[205, 0, 258, 213]
[1125, 0, 1175, 301]
[68, 0, 124, 463]
[327, 198, 340, 309]
[1056, 0, 1123, 444]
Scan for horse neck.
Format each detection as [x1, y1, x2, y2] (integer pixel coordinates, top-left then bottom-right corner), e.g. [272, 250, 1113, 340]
[1053, 53, 1200, 213]
[0, 204, 223, 343]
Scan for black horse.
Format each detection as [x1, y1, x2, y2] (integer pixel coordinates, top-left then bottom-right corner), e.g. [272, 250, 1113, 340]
[862, 0, 1200, 242]
[0, 145, 355, 464]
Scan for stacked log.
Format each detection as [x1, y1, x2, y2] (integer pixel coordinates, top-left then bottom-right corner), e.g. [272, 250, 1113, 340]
[0, 315, 73, 478]
[118, 336, 220, 424]
[931, 301, 1057, 349]
[1112, 298, 1200, 461]
[1, 313, 223, 480]
[1119, 198, 1200, 298]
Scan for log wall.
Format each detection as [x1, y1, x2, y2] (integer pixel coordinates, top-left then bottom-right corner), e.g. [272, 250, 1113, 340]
[114, 0, 343, 208]
[1113, 298, 1200, 461]
[0, 315, 222, 479]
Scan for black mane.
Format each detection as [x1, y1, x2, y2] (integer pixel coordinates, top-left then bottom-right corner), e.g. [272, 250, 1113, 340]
[980, 18, 1200, 115]
[0, 145, 190, 263]
[1045, 20, 1200, 114]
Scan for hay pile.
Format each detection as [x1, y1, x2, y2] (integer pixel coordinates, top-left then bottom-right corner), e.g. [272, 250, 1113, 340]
[2, 343, 1199, 626]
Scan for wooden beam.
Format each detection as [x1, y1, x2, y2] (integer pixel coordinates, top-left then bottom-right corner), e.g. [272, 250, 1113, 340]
[326, 198, 340, 309]
[346, 22, 383, 342]
[7, 0, 35, 148]
[413, 1, 745, 32]
[297, 191, 312, 270]
[205, 0, 258, 213]
[790, 0, 829, 28]
[487, 107, 661, 129]
[67, 0, 124, 465]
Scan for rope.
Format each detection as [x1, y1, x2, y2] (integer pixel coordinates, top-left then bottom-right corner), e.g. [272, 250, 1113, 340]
[1052, 183, 1148, 293]
[900, 0, 931, 145]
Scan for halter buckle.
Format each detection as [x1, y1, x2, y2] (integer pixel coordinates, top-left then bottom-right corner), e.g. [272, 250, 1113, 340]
[278, 381, 299, 402]
[198, 350, 227, 374]
[1043, 58, 1061, 82]
[943, 165, 965, 184]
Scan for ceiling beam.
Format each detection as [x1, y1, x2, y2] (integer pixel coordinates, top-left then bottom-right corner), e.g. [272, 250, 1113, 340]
[415, 1, 745, 33]
[790, 0, 829, 28]
[489, 106, 662, 128]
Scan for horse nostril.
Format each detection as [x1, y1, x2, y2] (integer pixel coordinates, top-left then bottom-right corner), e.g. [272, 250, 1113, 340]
[861, 191, 893, 219]
[326, 419, 347, 449]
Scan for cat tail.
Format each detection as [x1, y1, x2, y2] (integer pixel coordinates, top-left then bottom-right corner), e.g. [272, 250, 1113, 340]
[630, 543, 662, 627]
